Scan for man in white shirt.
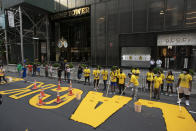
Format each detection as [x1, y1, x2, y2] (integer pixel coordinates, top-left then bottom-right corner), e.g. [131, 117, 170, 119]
[156, 58, 162, 68]
[150, 59, 155, 68]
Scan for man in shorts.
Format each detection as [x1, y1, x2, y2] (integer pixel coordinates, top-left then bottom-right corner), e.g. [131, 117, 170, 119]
[176, 68, 192, 106]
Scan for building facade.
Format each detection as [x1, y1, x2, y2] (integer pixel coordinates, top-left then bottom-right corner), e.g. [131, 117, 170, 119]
[2, 0, 196, 70]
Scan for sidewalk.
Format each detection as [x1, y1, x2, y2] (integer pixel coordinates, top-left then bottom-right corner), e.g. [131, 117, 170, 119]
[5, 65, 196, 94]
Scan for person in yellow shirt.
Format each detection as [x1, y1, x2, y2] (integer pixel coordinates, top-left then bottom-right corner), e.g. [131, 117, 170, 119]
[110, 68, 117, 94]
[93, 66, 101, 89]
[135, 68, 140, 79]
[176, 68, 192, 106]
[83, 66, 91, 85]
[131, 68, 136, 74]
[127, 72, 139, 100]
[160, 70, 165, 93]
[117, 69, 126, 95]
[116, 67, 120, 86]
[101, 67, 108, 91]
[0, 65, 7, 84]
[153, 72, 162, 100]
[146, 68, 154, 91]
[165, 71, 174, 96]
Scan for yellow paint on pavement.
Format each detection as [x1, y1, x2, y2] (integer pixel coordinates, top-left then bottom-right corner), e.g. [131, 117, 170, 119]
[71, 91, 132, 128]
[0, 82, 56, 99]
[138, 99, 196, 131]
[29, 87, 83, 109]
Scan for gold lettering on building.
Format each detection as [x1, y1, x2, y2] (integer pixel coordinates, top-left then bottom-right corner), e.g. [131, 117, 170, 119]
[51, 7, 90, 20]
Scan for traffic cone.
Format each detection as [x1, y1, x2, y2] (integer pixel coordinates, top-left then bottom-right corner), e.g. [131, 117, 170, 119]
[57, 81, 61, 90]
[32, 80, 37, 89]
[40, 89, 45, 97]
[37, 95, 44, 106]
[68, 81, 74, 96]
[56, 91, 62, 103]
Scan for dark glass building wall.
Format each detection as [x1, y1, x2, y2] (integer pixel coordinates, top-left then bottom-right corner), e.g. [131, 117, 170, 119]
[90, 0, 196, 66]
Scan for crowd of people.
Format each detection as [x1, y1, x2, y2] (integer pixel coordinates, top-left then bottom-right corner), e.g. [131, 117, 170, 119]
[78, 65, 193, 106]
[0, 62, 193, 106]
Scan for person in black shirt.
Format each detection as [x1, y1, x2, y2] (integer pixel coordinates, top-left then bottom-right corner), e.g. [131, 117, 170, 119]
[33, 63, 37, 77]
[57, 67, 62, 82]
[77, 65, 83, 82]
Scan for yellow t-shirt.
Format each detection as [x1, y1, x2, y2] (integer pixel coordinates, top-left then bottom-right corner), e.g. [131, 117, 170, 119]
[130, 75, 139, 86]
[83, 69, 90, 77]
[116, 69, 120, 75]
[101, 70, 108, 80]
[132, 69, 136, 74]
[118, 73, 126, 84]
[110, 71, 117, 82]
[160, 73, 165, 81]
[179, 74, 192, 88]
[154, 76, 162, 89]
[146, 72, 154, 81]
[166, 75, 174, 83]
[93, 70, 100, 80]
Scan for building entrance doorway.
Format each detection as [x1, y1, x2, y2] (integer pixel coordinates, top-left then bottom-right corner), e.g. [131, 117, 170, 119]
[58, 17, 90, 63]
[158, 46, 192, 69]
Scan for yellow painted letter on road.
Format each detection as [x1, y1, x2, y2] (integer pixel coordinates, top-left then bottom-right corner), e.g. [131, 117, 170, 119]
[138, 99, 196, 131]
[29, 87, 83, 109]
[71, 91, 132, 128]
[0, 82, 56, 99]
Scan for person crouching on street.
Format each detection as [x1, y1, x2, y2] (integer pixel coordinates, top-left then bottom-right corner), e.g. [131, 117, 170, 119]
[127, 72, 139, 100]
[176, 68, 192, 106]
[117, 69, 126, 95]
[153, 72, 162, 100]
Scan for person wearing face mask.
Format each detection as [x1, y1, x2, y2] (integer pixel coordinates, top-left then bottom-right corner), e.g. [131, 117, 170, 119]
[176, 68, 192, 106]
[153, 72, 162, 100]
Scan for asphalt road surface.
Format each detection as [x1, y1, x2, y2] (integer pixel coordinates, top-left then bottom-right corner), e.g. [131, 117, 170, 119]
[0, 73, 195, 131]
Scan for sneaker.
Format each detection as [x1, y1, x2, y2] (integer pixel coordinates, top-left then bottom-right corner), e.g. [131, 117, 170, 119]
[185, 100, 190, 106]
[113, 92, 116, 95]
[177, 99, 182, 104]
[165, 93, 168, 96]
